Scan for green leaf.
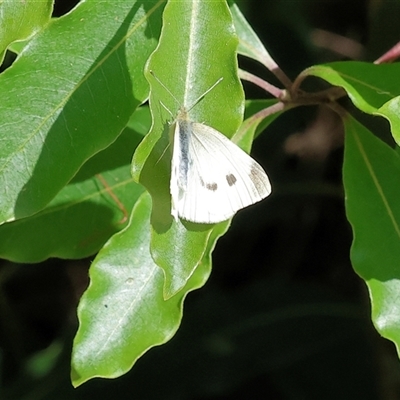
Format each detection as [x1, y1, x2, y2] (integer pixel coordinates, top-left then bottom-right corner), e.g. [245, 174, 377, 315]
[71, 191, 230, 386]
[0, 0, 163, 224]
[305, 62, 400, 145]
[8, 38, 30, 55]
[0, 0, 53, 63]
[229, 1, 274, 67]
[343, 114, 400, 351]
[126, 105, 151, 137]
[0, 127, 144, 262]
[131, 0, 243, 298]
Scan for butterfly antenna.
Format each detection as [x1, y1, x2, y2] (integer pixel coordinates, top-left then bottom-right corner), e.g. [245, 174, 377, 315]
[149, 70, 181, 108]
[150, 70, 224, 113]
[159, 100, 174, 119]
[155, 142, 171, 165]
[187, 77, 223, 112]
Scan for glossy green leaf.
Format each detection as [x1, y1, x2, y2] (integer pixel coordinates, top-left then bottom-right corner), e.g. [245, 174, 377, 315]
[8, 38, 29, 55]
[343, 115, 400, 352]
[0, 0, 53, 63]
[71, 191, 230, 386]
[0, 0, 163, 224]
[306, 62, 400, 145]
[0, 127, 144, 262]
[126, 105, 151, 137]
[229, 1, 274, 67]
[132, 0, 243, 298]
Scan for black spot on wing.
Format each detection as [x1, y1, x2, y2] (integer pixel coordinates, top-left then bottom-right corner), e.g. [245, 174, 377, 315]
[206, 182, 218, 191]
[226, 173, 237, 186]
[199, 177, 218, 191]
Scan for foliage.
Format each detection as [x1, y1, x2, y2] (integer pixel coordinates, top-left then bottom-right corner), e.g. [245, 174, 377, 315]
[1, 0, 400, 396]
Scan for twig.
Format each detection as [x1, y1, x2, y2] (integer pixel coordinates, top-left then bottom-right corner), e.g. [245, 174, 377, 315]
[96, 174, 128, 225]
[239, 69, 283, 99]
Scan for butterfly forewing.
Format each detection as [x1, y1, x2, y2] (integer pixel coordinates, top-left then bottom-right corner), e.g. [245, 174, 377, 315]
[171, 120, 271, 223]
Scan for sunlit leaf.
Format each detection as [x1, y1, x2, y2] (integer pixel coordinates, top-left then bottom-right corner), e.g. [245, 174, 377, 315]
[229, 1, 275, 68]
[132, 0, 243, 298]
[0, 126, 144, 262]
[0, 0, 163, 224]
[306, 62, 400, 145]
[71, 191, 230, 386]
[343, 114, 400, 353]
[0, 0, 52, 63]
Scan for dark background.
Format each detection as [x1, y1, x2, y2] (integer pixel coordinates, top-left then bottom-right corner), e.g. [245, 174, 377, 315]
[2, 0, 400, 399]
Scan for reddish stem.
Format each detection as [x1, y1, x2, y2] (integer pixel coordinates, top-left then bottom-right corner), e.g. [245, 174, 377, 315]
[374, 41, 400, 64]
[239, 69, 284, 99]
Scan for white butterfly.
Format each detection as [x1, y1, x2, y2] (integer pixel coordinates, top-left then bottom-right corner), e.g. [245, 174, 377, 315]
[151, 72, 272, 224]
